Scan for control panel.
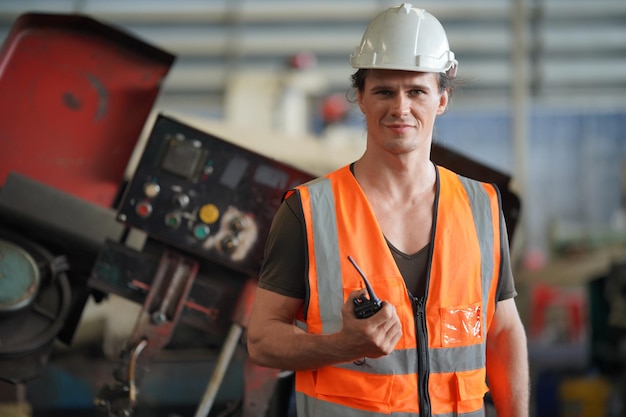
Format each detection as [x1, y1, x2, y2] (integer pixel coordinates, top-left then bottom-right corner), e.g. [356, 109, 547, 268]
[117, 114, 314, 276]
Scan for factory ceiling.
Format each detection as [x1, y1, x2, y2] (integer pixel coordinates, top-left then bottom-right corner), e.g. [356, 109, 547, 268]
[1, 0, 625, 113]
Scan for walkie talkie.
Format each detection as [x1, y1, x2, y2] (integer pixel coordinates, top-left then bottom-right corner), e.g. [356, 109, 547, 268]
[348, 256, 383, 319]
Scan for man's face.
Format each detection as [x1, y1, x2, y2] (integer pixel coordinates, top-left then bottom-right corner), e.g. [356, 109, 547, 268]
[357, 69, 449, 155]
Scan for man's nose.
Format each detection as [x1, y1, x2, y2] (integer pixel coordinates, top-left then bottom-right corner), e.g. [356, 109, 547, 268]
[390, 95, 410, 117]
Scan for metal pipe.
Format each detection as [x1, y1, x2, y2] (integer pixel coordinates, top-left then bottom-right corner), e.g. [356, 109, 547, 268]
[128, 339, 149, 404]
[194, 323, 243, 417]
[511, 0, 529, 260]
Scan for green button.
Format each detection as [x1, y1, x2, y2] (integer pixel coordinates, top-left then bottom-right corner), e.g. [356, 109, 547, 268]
[193, 224, 210, 240]
[165, 212, 181, 228]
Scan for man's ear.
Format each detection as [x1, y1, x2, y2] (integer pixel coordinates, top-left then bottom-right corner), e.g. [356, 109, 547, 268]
[356, 90, 365, 113]
[437, 89, 450, 115]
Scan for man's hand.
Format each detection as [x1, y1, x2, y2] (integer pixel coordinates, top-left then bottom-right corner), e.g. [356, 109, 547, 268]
[337, 289, 403, 359]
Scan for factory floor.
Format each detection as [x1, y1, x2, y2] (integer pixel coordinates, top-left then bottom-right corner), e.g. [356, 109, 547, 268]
[2, 272, 624, 417]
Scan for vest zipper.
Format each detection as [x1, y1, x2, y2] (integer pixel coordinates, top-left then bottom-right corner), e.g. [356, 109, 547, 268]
[413, 295, 432, 417]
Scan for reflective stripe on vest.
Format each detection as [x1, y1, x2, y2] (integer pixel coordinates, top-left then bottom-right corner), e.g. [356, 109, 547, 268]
[292, 165, 502, 417]
[296, 392, 487, 417]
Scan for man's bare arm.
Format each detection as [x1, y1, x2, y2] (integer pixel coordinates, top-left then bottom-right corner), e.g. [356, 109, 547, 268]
[246, 287, 402, 370]
[486, 298, 529, 417]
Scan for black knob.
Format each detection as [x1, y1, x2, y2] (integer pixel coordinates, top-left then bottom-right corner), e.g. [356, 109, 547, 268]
[173, 193, 190, 209]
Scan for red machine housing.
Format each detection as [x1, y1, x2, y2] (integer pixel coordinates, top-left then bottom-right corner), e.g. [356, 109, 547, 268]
[0, 13, 175, 207]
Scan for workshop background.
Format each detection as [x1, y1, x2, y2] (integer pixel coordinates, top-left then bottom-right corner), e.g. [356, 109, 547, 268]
[1, 0, 625, 416]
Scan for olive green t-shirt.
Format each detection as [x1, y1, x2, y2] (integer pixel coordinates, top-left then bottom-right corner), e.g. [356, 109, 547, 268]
[258, 188, 517, 301]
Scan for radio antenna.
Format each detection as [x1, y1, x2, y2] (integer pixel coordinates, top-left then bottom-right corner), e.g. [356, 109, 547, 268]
[347, 256, 381, 303]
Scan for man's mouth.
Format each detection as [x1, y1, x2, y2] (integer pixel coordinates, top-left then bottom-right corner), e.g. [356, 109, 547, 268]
[385, 123, 414, 134]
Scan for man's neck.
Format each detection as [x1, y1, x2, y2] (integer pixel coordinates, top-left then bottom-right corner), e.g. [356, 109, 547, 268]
[353, 151, 435, 199]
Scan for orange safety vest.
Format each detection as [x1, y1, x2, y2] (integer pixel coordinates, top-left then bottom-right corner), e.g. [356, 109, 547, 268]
[289, 165, 503, 417]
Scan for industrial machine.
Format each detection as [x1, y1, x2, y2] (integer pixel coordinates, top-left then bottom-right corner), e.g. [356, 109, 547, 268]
[89, 113, 313, 417]
[0, 11, 316, 416]
[0, 11, 195, 416]
[0, 10, 522, 417]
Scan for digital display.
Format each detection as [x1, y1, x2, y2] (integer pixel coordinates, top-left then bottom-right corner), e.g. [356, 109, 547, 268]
[220, 156, 249, 189]
[161, 139, 204, 180]
[254, 164, 289, 190]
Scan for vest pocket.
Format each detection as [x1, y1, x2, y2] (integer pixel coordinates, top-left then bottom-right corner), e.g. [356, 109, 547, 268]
[430, 369, 488, 413]
[314, 366, 393, 405]
[455, 368, 489, 411]
[456, 368, 488, 399]
[440, 301, 483, 347]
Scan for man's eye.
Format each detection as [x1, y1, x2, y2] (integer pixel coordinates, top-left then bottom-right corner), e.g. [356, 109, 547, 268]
[375, 90, 393, 96]
[409, 89, 424, 96]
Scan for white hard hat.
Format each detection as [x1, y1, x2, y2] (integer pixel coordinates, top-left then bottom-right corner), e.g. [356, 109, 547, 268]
[350, 3, 458, 76]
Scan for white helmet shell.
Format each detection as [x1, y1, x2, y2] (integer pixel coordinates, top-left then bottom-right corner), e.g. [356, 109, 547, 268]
[350, 3, 458, 76]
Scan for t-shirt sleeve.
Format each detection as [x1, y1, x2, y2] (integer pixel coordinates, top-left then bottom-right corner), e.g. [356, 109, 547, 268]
[256, 193, 307, 299]
[497, 210, 518, 301]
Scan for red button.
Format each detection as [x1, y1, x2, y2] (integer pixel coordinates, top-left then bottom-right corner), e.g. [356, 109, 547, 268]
[136, 201, 152, 218]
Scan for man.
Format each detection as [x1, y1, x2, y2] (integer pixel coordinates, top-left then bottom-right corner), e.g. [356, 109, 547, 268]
[247, 3, 529, 417]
